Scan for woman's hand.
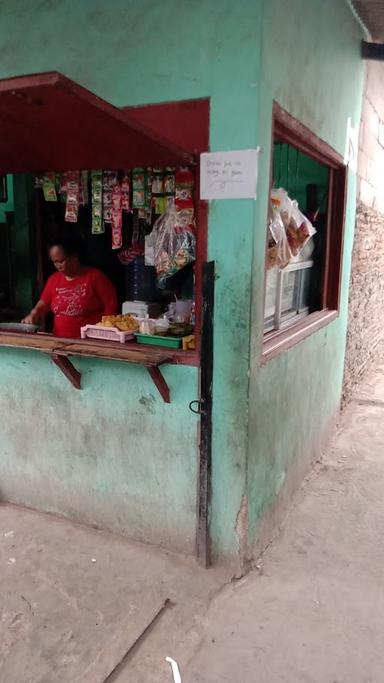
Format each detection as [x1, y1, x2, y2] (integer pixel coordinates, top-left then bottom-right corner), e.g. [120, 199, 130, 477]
[21, 309, 39, 325]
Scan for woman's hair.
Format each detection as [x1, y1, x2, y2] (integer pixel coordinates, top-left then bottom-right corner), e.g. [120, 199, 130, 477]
[48, 233, 87, 263]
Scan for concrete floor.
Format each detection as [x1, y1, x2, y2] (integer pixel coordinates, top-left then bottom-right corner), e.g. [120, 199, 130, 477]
[0, 504, 228, 683]
[181, 362, 384, 683]
[2, 363, 384, 682]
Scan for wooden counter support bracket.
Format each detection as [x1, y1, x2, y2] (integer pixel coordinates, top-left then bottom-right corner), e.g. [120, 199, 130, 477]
[50, 349, 170, 402]
[147, 365, 170, 403]
[51, 353, 82, 389]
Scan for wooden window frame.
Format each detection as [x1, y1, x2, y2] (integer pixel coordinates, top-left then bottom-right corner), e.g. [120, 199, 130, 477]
[262, 103, 347, 363]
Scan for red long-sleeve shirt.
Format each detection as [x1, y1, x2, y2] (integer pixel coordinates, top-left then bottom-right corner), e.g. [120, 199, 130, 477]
[41, 268, 118, 338]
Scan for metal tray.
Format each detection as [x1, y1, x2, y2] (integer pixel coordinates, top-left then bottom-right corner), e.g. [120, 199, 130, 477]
[0, 322, 39, 334]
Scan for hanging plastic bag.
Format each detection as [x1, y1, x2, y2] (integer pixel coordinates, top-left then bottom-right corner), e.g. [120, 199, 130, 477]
[285, 200, 316, 256]
[145, 230, 156, 266]
[152, 205, 196, 287]
[271, 188, 316, 258]
[267, 206, 292, 270]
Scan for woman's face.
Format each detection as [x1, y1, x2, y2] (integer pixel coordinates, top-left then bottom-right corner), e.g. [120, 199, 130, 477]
[49, 246, 79, 276]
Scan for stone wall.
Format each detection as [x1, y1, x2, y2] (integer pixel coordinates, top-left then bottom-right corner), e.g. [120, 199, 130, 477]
[343, 61, 384, 405]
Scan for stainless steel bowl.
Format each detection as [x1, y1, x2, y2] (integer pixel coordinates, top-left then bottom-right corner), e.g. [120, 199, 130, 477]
[0, 322, 39, 334]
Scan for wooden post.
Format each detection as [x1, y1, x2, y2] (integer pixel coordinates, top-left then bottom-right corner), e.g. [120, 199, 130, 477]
[196, 261, 215, 567]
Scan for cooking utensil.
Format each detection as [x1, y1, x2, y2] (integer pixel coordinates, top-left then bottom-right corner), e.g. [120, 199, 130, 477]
[0, 322, 39, 334]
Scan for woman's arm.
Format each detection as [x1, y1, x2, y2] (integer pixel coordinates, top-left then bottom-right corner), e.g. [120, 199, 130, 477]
[22, 299, 49, 325]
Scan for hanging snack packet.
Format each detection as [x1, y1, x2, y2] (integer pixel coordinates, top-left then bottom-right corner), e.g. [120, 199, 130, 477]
[151, 167, 167, 216]
[43, 173, 57, 202]
[145, 168, 152, 211]
[164, 167, 175, 195]
[132, 167, 145, 209]
[111, 208, 123, 249]
[175, 166, 195, 229]
[102, 171, 114, 223]
[271, 188, 316, 257]
[64, 171, 80, 223]
[34, 175, 44, 189]
[152, 168, 164, 195]
[91, 170, 104, 234]
[79, 171, 89, 206]
[121, 171, 131, 211]
[112, 184, 122, 209]
[175, 167, 194, 200]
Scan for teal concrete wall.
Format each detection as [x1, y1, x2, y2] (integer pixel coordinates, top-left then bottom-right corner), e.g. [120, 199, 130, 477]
[0, 0, 365, 564]
[247, 0, 364, 555]
[0, 0, 262, 559]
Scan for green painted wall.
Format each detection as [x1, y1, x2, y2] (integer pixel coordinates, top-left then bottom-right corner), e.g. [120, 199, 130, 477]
[246, 0, 364, 555]
[0, 0, 262, 559]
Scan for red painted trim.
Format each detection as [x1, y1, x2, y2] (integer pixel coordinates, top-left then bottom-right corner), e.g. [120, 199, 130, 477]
[262, 309, 338, 362]
[123, 98, 210, 155]
[273, 102, 344, 168]
[0, 71, 194, 172]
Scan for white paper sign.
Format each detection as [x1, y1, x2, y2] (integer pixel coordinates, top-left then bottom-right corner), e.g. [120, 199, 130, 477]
[344, 117, 358, 174]
[200, 148, 259, 200]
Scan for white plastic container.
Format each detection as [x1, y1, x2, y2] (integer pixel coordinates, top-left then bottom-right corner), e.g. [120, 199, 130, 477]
[122, 301, 149, 317]
[175, 299, 193, 323]
[139, 318, 156, 335]
[155, 317, 170, 335]
[80, 325, 135, 344]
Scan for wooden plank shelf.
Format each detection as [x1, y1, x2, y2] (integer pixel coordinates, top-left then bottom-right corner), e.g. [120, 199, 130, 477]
[0, 332, 176, 402]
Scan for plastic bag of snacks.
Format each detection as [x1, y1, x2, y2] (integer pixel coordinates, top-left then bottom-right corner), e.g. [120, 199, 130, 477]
[271, 188, 316, 257]
[267, 206, 292, 270]
[152, 205, 196, 287]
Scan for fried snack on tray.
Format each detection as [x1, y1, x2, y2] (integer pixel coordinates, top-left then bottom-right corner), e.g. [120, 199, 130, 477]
[98, 314, 139, 332]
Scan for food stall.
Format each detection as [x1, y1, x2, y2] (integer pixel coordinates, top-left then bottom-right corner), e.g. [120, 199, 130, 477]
[0, 72, 210, 404]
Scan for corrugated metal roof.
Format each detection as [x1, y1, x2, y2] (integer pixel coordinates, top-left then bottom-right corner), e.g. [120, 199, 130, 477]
[352, 1, 384, 40]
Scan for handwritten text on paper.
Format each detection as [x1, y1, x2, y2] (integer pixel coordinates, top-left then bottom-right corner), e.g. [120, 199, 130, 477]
[200, 148, 259, 200]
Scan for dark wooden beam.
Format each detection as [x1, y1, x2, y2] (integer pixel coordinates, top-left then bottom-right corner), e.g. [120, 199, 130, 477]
[147, 366, 170, 403]
[196, 261, 215, 568]
[362, 41, 384, 61]
[51, 353, 82, 389]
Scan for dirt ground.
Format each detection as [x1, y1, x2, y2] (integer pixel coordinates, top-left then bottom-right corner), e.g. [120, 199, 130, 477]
[2, 363, 384, 682]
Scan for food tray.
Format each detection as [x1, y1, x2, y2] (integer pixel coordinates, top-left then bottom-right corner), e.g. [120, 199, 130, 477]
[134, 333, 182, 348]
[81, 325, 135, 344]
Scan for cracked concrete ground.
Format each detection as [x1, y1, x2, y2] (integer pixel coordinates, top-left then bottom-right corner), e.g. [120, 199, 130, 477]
[179, 362, 384, 682]
[2, 363, 384, 682]
[0, 504, 228, 683]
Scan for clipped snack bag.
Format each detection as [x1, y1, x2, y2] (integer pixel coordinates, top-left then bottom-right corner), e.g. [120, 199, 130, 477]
[271, 187, 316, 258]
[285, 200, 316, 256]
[267, 206, 292, 270]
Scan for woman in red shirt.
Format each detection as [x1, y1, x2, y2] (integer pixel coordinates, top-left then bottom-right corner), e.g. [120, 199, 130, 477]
[22, 236, 118, 338]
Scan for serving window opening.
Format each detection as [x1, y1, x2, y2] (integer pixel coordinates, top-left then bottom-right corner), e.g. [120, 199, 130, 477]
[0, 73, 209, 372]
[1, 164, 203, 360]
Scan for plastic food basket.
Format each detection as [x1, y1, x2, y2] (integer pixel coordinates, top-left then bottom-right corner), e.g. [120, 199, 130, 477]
[81, 325, 136, 344]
